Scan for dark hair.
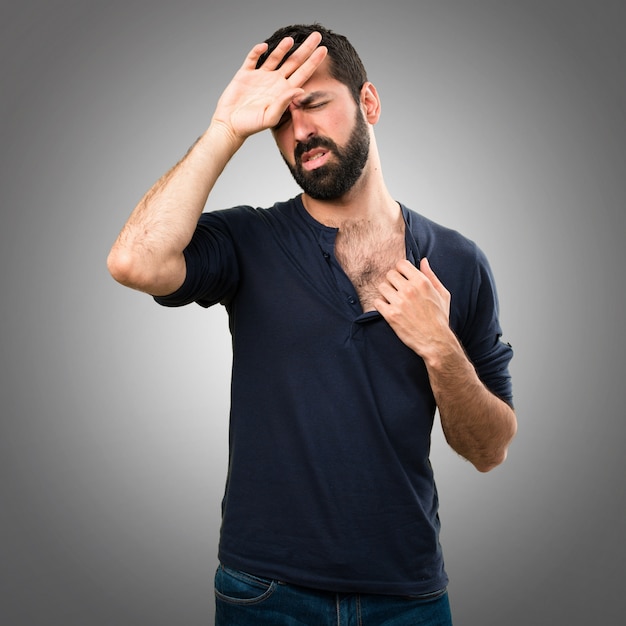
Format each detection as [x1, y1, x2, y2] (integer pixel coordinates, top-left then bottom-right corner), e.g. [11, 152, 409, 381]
[257, 23, 368, 103]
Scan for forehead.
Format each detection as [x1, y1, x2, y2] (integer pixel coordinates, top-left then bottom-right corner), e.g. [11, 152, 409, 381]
[298, 57, 350, 98]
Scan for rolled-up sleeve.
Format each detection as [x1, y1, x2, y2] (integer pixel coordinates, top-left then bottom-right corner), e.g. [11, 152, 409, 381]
[458, 248, 514, 406]
[154, 211, 240, 309]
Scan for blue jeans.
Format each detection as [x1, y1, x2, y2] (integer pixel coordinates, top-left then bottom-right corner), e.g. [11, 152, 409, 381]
[214, 565, 453, 625]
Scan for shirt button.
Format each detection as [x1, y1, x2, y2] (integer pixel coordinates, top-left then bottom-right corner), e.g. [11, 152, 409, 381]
[348, 296, 357, 305]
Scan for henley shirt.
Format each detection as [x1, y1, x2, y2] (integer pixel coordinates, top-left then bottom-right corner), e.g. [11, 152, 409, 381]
[155, 195, 513, 596]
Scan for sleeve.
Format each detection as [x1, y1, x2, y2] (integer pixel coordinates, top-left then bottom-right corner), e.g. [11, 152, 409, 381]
[153, 211, 240, 309]
[457, 247, 514, 407]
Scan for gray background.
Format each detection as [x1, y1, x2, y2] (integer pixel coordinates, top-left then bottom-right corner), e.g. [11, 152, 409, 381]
[1, 0, 624, 624]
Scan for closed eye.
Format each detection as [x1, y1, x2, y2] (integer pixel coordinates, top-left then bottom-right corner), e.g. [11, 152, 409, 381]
[273, 96, 331, 130]
[306, 101, 328, 110]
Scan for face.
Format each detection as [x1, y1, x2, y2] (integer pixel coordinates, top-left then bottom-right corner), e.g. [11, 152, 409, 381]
[273, 62, 371, 201]
[285, 109, 369, 200]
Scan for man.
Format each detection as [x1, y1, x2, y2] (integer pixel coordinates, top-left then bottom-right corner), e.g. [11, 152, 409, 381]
[108, 24, 516, 626]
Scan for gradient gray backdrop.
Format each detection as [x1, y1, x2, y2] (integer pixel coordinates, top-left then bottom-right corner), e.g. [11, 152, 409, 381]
[2, 0, 625, 624]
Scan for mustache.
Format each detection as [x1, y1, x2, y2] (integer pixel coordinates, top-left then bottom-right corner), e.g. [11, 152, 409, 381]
[294, 136, 339, 162]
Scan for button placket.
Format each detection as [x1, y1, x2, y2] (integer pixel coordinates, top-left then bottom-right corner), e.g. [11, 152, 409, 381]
[317, 230, 361, 315]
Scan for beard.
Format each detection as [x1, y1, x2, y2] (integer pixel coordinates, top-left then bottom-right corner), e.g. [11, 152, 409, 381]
[283, 109, 370, 201]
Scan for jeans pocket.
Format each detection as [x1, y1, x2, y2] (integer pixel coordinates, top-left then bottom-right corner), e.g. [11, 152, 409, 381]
[214, 565, 277, 606]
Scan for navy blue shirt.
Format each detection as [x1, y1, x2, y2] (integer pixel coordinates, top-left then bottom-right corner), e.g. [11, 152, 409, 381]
[155, 196, 513, 595]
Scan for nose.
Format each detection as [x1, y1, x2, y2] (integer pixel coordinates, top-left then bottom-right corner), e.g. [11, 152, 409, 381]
[290, 108, 316, 144]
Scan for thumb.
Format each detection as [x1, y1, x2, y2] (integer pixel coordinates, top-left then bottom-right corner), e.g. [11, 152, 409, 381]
[419, 257, 436, 279]
[420, 257, 451, 316]
[420, 257, 442, 288]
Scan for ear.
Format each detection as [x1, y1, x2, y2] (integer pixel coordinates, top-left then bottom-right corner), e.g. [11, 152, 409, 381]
[360, 82, 381, 124]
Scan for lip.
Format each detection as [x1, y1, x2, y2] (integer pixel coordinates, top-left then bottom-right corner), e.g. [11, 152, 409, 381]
[300, 148, 331, 171]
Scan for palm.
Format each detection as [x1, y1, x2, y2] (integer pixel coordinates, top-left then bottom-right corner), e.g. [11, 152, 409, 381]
[213, 33, 327, 140]
[218, 70, 295, 136]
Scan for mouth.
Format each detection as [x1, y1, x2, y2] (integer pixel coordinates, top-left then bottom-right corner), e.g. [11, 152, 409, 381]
[300, 148, 331, 171]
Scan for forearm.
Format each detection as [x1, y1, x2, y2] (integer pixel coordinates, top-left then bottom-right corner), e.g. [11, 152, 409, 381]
[424, 330, 517, 472]
[107, 121, 243, 295]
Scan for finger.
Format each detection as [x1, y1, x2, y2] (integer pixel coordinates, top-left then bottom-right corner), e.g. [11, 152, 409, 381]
[385, 263, 419, 291]
[259, 36, 296, 71]
[258, 32, 321, 74]
[241, 42, 271, 70]
[268, 32, 326, 85]
[278, 31, 323, 72]
[377, 280, 399, 304]
[380, 269, 404, 292]
[396, 259, 420, 279]
[266, 87, 305, 125]
[419, 256, 434, 277]
[420, 257, 451, 315]
[420, 257, 445, 292]
[373, 296, 391, 316]
[287, 45, 328, 86]
[373, 291, 393, 313]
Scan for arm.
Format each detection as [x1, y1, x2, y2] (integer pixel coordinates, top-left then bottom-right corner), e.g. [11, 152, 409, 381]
[107, 33, 327, 296]
[375, 258, 517, 473]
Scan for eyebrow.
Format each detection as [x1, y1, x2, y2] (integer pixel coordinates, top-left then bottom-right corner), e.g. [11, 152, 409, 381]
[293, 91, 331, 108]
[273, 91, 332, 130]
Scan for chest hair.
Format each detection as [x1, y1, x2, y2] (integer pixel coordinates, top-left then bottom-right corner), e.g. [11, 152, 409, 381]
[334, 220, 406, 312]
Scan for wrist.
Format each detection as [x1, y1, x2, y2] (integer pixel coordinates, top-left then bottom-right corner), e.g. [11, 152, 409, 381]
[419, 327, 465, 373]
[205, 118, 246, 154]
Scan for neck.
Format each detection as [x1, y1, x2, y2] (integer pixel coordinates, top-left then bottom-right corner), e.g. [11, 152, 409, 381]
[301, 151, 398, 229]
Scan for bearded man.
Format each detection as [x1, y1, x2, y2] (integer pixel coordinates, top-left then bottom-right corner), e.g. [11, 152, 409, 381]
[108, 24, 516, 626]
